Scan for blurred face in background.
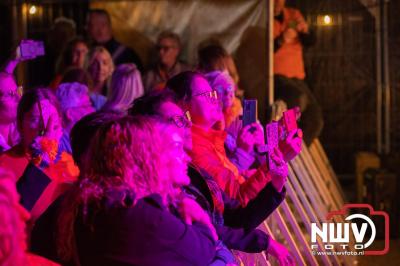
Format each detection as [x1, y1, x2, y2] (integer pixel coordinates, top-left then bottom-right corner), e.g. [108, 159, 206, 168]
[87, 13, 113, 44]
[274, 0, 286, 16]
[213, 72, 236, 111]
[21, 99, 63, 148]
[0, 75, 20, 124]
[88, 50, 113, 84]
[72, 42, 89, 68]
[157, 38, 180, 68]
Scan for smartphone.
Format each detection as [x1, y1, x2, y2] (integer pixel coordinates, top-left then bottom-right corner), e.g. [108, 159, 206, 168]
[266, 121, 279, 171]
[266, 122, 279, 150]
[19, 40, 45, 58]
[242, 99, 257, 127]
[282, 107, 300, 133]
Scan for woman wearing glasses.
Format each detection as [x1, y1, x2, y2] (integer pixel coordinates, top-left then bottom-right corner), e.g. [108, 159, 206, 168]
[166, 71, 290, 207]
[56, 116, 222, 265]
[0, 72, 21, 152]
[204, 71, 266, 173]
[131, 87, 295, 265]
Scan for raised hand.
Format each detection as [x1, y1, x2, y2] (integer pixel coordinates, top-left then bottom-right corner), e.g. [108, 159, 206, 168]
[268, 148, 288, 192]
[252, 122, 265, 146]
[267, 238, 295, 266]
[237, 124, 256, 152]
[279, 129, 303, 162]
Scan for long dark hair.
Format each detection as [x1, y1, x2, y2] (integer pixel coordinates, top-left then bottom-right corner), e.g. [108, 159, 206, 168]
[166, 71, 205, 102]
[56, 37, 89, 74]
[17, 88, 62, 134]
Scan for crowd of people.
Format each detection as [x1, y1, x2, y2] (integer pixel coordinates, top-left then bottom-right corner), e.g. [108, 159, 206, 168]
[0, 2, 311, 265]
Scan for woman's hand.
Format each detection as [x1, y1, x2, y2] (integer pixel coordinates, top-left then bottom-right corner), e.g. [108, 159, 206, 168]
[237, 124, 256, 152]
[279, 129, 303, 162]
[268, 148, 288, 192]
[283, 28, 298, 43]
[252, 123, 265, 146]
[237, 122, 263, 152]
[267, 238, 295, 266]
[296, 19, 309, 34]
[178, 197, 218, 241]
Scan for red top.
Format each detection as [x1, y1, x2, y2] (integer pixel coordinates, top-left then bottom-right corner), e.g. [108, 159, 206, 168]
[27, 253, 60, 266]
[190, 124, 271, 207]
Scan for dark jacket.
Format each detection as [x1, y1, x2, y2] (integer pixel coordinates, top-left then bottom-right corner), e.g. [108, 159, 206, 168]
[80, 191, 216, 266]
[31, 189, 216, 266]
[186, 165, 286, 252]
[102, 38, 143, 72]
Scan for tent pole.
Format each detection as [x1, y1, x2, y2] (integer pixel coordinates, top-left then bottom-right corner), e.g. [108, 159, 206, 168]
[383, 0, 391, 154]
[376, 0, 382, 154]
[268, 0, 274, 106]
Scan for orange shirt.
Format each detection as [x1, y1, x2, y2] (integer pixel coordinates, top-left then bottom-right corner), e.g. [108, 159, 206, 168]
[0, 145, 30, 181]
[274, 7, 306, 80]
[0, 145, 79, 182]
[190, 124, 271, 207]
[27, 252, 60, 266]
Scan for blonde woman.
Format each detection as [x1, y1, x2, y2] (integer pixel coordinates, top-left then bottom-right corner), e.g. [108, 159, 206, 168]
[86, 46, 114, 110]
[102, 63, 144, 114]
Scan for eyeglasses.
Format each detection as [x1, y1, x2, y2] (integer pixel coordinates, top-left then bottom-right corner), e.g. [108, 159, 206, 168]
[193, 90, 218, 103]
[170, 111, 192, 128]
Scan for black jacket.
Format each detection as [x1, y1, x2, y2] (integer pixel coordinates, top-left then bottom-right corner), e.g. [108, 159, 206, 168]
[186, 165, 286, 253]
[31, 189, 216, 266]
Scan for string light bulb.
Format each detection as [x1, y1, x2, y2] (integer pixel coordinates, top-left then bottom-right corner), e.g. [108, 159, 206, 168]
[29, 5, 37, 15]
[323, 15, 332, 25]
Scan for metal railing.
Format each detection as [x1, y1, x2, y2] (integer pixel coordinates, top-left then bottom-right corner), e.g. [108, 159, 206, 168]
[237, 139, 357, 266]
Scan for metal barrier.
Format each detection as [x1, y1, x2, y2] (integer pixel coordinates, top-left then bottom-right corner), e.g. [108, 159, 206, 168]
[245, 140, 358, 266]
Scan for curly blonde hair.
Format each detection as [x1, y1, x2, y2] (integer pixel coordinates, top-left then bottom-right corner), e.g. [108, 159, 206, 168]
[80, 115, 169, 201]
[57, 115, 175, 262]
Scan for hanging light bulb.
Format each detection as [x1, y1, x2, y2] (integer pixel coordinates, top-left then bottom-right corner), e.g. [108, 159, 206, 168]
[29, 5, 37, 15]
[323, 15, 332, 25]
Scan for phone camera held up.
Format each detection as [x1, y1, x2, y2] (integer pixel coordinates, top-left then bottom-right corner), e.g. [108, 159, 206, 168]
[19, 40, 45, 59]
[243, 99, 257, 133]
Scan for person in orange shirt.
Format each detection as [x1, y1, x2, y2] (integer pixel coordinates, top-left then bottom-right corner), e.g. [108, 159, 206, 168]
[274, 0, 323, 146]
[167, 71, 291, 207]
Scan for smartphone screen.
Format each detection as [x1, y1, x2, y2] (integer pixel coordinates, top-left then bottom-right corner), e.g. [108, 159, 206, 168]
[266, 122, 279, 171]
[242, 99, 257, 127]
[20, 40, 45, 58]
[266, 122, 279, 150]
[35, 41, 45, 56]
[283, 108, 299, 132]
